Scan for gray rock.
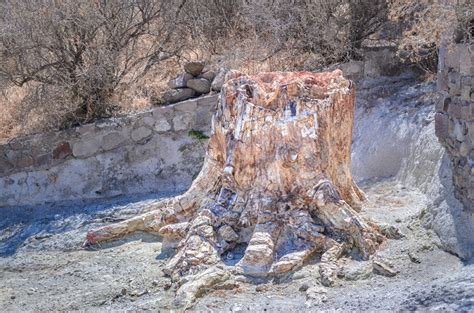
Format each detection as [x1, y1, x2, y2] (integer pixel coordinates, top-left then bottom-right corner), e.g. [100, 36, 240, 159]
[299, 283, 310, 292]
[184, 61, 205, 76]
[174, 98, 198, 112]
[16, 155, 34, 168]
[408, 251, 421, 264]
[0, 158, 13, 176]
[102, 132, 127, 151]
[168, 73, 193, 89]
[162, 88, 196, 104]
[343, 260, 373, 281]
[305, 286, 328, 307]
[377, 222, 404, 239]
[172, 114, 193, 131]
[218, 225, 239, 242]
[199, 70, 216, 81]
[141, 116, 155, 127]
[154, 118, 172, 132]
[187, 78, 211, 94]
[373, 259, 397, 277]
[72, 139, 101, 158]
[211, 67, 229, 91]
[131, 127, 153, 142]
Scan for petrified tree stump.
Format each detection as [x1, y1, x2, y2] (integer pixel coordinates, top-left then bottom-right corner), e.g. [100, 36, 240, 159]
[85, 70, 387, 296]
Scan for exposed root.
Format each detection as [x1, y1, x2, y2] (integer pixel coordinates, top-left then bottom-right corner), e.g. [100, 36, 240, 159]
[173, 266, 238, 310]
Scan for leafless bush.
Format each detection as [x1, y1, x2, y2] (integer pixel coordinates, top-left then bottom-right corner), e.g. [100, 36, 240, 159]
[0, 0, 466, 140]
[394, 1, 473, 74]
[0, 0, 186, 130]
[181, 0, 390, 68]
[455, 0, 474, 44]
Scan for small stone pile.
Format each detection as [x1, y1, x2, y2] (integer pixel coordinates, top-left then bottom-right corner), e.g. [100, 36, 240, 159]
[160, 61, 228, 105]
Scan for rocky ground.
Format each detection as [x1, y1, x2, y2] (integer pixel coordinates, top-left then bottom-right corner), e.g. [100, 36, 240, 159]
[1, 179, 472, 312]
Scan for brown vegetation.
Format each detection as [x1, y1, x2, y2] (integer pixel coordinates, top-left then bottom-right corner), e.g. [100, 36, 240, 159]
[0, 0, 472, 140]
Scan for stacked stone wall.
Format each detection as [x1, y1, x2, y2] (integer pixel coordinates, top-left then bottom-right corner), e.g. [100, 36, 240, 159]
[0, 94, 217, 207]
[436, 42, 474, 211]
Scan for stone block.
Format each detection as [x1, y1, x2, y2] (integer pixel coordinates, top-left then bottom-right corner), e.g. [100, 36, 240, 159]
[141, 116, 155, 127]
[102, 132, 127, 151]
[76, 123, 97, 136]
[168, 73, 193, 89]
[459, 45, 473, 76]
[35, 153, 51, 167]
[445, 44, 460, 71]
[435, 113, 449, 139]
[436, 96, 450, 112]
[184, 61, 205, 76]
[199, 70, 216, 81]
[172, 113, 193, 131]
[437, 71, 448, 92]
[154, 117, 172, 132]
[8, 139, 24, 151]
[187, 78, 211, 94]
[452, 120, 466, 142]
[174, 98, 198, 112]
[0, 157, 14, 175]
[461, 85, 471, 101]
[363, 49, 399, 77]
[72, 139, 101, 158]
[53, 142, 72, 159]
[162, 88, 196, 104]
[461, 75, 472, 86]
[16, 154, 34, 168]
[467, 122, 474, 142]
[151, 104, 173, 118]
[447, 101, 463, 119]
[448, 71, 461, 96]
[340, 61, 365, 80]
[460, 142, 470, 157]
[131, 126, 153, 142]
[197, 94, 218, 109]
[211, 67, 229, 91]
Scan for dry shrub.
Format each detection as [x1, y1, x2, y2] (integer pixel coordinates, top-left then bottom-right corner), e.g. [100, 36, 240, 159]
[0, 0, 470, 141]
[184, 0, 389, 68]
[0, 85, 28, 141]
[0, 0, 186, 132]
[455, 0, 474, 44]
[394, 0, 473, 74]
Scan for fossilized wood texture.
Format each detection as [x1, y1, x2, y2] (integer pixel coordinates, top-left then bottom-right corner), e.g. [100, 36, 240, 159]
[85, 70, 383, 282]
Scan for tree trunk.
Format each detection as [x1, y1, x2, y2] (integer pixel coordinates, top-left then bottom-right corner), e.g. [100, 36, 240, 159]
[85, 69, 391, 305]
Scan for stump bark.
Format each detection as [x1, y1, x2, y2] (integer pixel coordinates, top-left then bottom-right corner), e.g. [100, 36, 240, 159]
[85, 70, 387, 297]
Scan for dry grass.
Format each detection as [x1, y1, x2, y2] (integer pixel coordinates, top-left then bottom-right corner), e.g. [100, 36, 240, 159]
[0, 40, 305, 142]
[0, 85, 29, 142]
[0, 1, 468, 141]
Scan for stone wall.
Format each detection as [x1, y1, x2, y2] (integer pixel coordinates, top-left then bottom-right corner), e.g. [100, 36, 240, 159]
[436, 41, 474, 211]
[0, 94, 218, 207]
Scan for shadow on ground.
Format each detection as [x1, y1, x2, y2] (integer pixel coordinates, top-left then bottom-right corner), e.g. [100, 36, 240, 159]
[0, 191, 178, 257]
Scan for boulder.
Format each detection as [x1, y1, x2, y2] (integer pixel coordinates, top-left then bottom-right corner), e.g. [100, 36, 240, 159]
[187, 78, 211, 94]
[184, 61, 205, 76]
[168, 73, 193, 89]
[161, 88, 196, 104]
[342, 260, 373, 281]
[211, 67, 229, 91]
[199, 70, 216, 81]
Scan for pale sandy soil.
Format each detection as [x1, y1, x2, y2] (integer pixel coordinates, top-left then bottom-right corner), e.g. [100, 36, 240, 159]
[1, 179, 472, 312]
